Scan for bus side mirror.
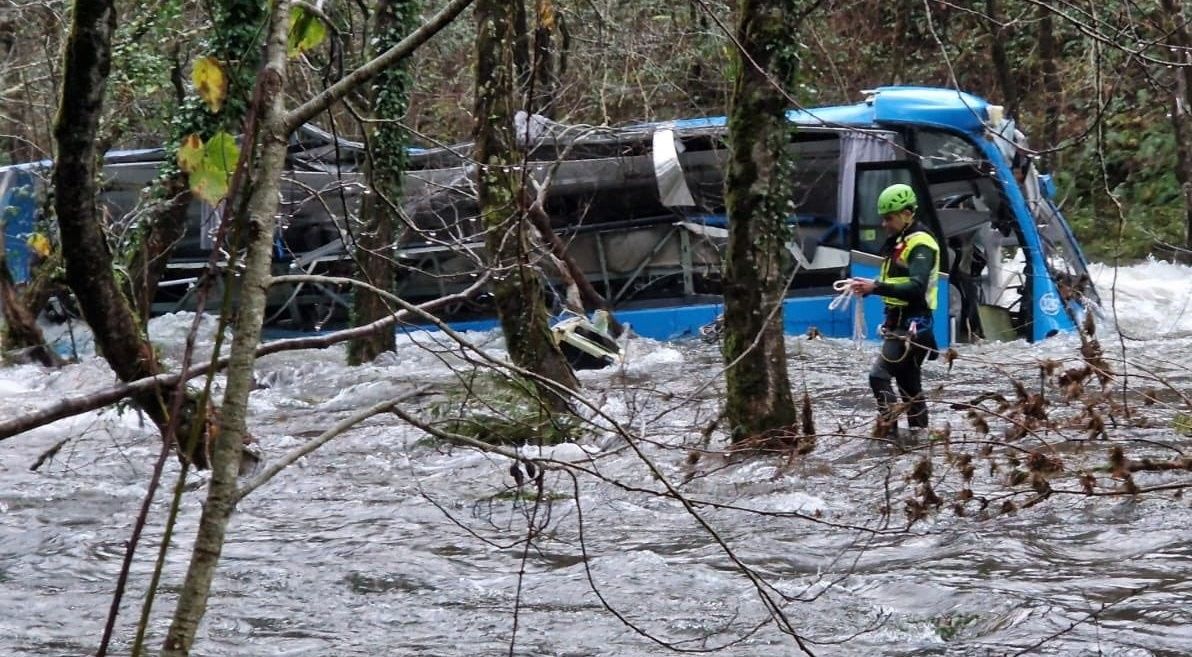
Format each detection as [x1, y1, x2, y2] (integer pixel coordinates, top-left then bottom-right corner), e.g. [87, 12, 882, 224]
[1037, 174, 1057, 200]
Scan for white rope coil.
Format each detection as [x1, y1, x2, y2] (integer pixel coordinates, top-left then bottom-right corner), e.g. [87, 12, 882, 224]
[828, 278, 854, 311]
[830, 278, 868, 343]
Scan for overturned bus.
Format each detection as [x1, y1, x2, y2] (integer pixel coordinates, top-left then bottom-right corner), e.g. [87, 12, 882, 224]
[0, 86, 1097, 347]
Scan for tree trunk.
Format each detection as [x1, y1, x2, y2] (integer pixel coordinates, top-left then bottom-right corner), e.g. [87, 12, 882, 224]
[686, 2, 712, 108]
[0, 235, 63, 366]
[1037, 3, 1062, 170]
[721, 0, 799, 442]
[1161, 0, 1192, 250]
[475, 0, 578, 409]
[162, 3, 478, 649]
[124, 175, 190, 320]
[526, 198, 624, 336]
[51, 0, 221, 468]
[53, 0, 166, 412]
[985, 0, 1018, 116]
[17, 250, 67, 324]
[890, 0, 913, 83]
[512, 0, 530, 89]
[528, 0, 564, 118]
[347, 0, 419, 364]
[160, 4, 293, 655]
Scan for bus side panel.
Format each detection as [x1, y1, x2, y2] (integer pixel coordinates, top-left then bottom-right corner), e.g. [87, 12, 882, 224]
[1, 168, 38, 284]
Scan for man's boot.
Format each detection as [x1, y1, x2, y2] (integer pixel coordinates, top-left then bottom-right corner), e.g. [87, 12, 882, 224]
[900, 395, 929, 450]
[870, 376, 901, 443]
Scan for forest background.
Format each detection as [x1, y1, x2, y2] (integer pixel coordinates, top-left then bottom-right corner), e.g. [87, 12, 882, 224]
[3, 0, 1191, 263]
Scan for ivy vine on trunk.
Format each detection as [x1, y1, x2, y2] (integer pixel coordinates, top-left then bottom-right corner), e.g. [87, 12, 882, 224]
[347, 0, 419, 364]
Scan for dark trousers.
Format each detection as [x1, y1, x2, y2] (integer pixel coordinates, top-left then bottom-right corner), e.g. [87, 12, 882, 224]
[868, 327, 932, 433]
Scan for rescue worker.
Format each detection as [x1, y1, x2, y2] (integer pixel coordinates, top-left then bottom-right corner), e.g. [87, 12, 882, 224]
[848, 183, 940, 445]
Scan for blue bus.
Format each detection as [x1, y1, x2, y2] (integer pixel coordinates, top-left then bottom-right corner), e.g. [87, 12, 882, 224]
[0, 87, 1097, 346]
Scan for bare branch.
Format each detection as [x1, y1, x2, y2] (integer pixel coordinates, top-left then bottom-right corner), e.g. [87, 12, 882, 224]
[0, 276, 489, 442]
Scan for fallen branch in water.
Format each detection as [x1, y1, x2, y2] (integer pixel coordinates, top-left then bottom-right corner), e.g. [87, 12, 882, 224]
[235, 384, 434, 502]
[0, 276, 488, 442]
[29, 435, 73, 471]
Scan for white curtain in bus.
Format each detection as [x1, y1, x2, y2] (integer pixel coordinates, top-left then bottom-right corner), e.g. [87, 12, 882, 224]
[837, 131, 897, 226]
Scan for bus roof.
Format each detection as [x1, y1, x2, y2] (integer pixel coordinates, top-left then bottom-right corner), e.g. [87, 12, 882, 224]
[658, 86, 993, 135]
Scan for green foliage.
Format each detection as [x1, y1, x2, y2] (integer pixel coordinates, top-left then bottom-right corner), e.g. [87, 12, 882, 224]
[934, 612, 979, 641]
[113, 0, 267, 267]
[1053, 91, 1187, 261]
[287, 6, 328, 57]
[427, 374, 581, 446]
[175, 131, 241, 204]
[103, 0, 187, 145]
[192, 56, 229, 113]
[1175, 412, 1192, 437]
[161, 0, 267, 165]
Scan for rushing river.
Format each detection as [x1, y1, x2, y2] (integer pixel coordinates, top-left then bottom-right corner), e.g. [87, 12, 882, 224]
[2, 259, 1191, 657]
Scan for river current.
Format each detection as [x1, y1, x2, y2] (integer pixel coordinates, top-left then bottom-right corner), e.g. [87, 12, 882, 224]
[1, 259, 1191, 656]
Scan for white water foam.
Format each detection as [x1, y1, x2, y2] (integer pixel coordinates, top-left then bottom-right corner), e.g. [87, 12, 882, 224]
[1089, 258, 1192, 338]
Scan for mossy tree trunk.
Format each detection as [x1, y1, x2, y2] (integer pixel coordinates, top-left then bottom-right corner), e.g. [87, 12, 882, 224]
[162, 3, 477, 651]
[511, 0, 530, 85]
[511, 0, 565, 118]
[475, 0, 578, 409]
[53, 0, 166, 416]
[53, 0, 216, 467]
[160, 3, 293, 654]
[1160, 0, 1192, 250]
[720, 0, 800, 443]
[123, 0, 266, 320]
[347, 0, 419, 364]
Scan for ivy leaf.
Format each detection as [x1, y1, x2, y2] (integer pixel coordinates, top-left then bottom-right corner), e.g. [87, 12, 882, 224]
[177, 133, 205, 173]
[192, 56, 228, 113]
[287, 6, 327, 58]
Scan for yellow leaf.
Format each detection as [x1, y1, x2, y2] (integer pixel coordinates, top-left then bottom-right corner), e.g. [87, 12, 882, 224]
[537, 0, 556, 30]
[190, 165, 230, 206]
[177, 133, 205, 173]
[26, 233, 51, 257]
[192, 56, 228, 114]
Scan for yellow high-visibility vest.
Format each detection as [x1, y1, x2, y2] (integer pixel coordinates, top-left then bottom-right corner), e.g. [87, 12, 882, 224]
[877, 228, 939, 310]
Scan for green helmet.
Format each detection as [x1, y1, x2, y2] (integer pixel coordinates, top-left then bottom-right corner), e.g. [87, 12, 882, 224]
[877, 183, 917, 215]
